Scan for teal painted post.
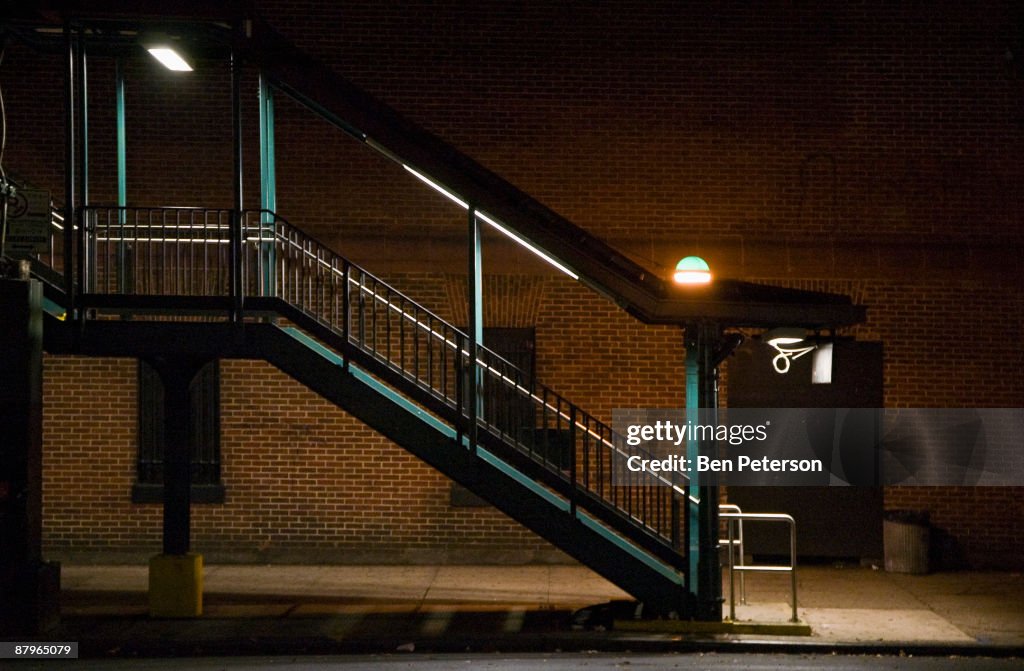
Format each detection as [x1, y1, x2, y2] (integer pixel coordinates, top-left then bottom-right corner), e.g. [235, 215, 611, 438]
[686, 321, 723, 621]
[258, 73, 277, 297]
[685, 326, 700, 599]
[115, 60, 126, 209]
[115, 58, 127, 293]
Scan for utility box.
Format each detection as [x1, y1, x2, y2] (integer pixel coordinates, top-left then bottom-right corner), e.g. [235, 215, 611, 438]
[883, 510, 930, 574]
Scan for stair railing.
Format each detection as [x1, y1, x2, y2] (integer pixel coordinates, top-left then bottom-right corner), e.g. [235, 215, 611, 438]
[68, 205, 691, 555]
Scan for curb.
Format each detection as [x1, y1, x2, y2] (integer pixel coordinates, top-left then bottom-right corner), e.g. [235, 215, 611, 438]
[614, 618, 813, 637]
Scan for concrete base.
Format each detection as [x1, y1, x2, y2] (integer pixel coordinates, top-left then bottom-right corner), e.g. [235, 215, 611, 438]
[148, 553, 203, 617]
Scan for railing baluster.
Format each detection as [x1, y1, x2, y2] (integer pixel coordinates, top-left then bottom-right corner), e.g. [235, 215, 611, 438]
[357, 274, 365, 348]
[438, 323, 446, 401]
[385, 289, 392, 366]
[341, 260, 350, 349]
[412, 304, 419, 385]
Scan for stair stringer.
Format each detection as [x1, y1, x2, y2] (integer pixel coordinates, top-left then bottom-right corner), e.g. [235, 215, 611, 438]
[252, 323, 690, 617]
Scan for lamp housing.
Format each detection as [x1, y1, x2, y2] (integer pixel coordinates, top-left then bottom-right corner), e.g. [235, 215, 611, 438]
[673, 256, 712, 285]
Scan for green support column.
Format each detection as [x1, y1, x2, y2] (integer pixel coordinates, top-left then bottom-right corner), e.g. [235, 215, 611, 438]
[685, 321, 723, 621]
[147, 358, 207, 618]
[258, 73, 277, 296]
[116, 60, 126, 209]
[685, 327, 700, 597]
[115, 58, 128, 293]
[0, 278, 60, 634]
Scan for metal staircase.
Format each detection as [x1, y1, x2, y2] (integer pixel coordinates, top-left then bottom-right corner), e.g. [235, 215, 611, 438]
[33, 204, 696, 616]
[7, 6, 862, 621]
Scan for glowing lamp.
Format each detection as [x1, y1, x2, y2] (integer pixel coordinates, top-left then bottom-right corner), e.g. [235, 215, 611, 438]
[146, 45, 193, 72]
[673, 256, 712, 285]
[763, 327, 806, 347]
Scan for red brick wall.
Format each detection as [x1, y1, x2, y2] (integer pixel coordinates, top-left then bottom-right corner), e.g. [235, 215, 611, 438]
[42, 357, 159, 555]
[7, 2, 1022, 566]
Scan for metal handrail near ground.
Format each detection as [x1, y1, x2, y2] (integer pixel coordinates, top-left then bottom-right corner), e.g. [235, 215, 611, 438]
[718, 503, 746, 605]
[719, 511, 798, 623]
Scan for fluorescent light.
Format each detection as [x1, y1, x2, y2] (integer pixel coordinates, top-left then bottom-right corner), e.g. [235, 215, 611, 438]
[764, 327, 806, 347]
[402, 164, 578, 280]
[476, 211, 580, 280]
[147, 47, 193, 72]
[402, 165, 469, 209]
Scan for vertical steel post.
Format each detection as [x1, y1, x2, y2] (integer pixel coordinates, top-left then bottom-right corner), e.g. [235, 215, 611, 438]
[685, 321, 723, 621]
[75, 28, 89, 299]
[258, 73, 276, 297]
[341, 261, 350, 367]
[230, 46, 244, 320]
[728, 516, 736, 621]
[569, 406, 577, 517]
[466, 207, 483, 453]
[63, 22, 75, 314]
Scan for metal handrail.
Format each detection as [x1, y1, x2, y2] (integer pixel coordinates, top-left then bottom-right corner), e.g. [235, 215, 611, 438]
[66, 204, 692, 555]
[719, 511, 798, 623]
[252, 211, 689, 543]
[718, 503, 746, 604]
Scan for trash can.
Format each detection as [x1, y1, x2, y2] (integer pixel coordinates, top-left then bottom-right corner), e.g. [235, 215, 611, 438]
[883, 509, 930, 574]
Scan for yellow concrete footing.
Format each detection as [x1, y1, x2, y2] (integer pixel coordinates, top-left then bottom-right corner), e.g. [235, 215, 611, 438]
[615, 618, 812, 636]
[148, 553, 203, 617]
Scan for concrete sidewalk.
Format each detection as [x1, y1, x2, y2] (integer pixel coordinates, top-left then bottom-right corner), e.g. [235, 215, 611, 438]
[52, 563, 1024, 657]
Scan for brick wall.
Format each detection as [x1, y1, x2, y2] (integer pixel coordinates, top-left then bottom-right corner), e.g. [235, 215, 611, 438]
[7, 1, 1022, 566]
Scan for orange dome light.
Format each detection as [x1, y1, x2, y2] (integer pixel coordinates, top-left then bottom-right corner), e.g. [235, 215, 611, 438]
[673, 256, 712, 285]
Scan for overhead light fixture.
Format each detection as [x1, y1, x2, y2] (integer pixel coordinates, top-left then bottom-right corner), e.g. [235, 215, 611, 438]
[142, 33, 194, 72]
[403, 164, 579, 280]
[763, 327, 816, 374]
[763, 327, 806, 347]
[673, 256, 712, 285]
[147, 47, 193, 71]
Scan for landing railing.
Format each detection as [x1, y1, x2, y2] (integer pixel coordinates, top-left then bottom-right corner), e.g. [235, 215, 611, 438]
[72, 205, 691, 556]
